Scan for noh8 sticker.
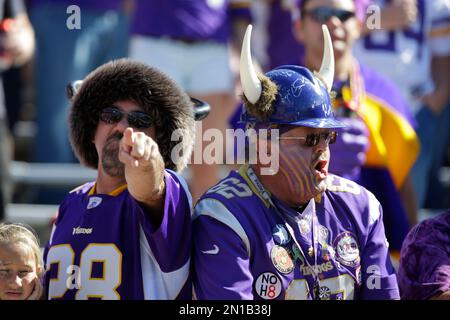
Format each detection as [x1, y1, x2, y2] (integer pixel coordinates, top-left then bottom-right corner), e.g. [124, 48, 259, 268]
[254, 272, 282, 300]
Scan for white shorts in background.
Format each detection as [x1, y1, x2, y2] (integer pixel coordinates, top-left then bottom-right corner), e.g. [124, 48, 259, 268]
[129, 35, 234, 95]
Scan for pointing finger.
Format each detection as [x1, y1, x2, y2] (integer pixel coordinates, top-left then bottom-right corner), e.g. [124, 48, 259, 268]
[122, 127, 135, 147]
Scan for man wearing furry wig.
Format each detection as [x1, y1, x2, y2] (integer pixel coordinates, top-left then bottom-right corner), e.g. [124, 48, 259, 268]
[43, 59, 195, 300]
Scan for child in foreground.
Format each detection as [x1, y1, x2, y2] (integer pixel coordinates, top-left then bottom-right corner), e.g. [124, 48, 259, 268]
[0, 223, 43, 300]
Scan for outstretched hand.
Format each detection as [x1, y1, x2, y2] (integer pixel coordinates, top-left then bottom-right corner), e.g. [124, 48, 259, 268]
[118, 127, 166, 213]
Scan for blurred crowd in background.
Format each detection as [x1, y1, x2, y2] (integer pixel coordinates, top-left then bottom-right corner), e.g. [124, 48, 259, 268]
[0, 0, 448, 247]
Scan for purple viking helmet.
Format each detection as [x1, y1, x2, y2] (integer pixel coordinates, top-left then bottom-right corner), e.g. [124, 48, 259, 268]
[239, 24, 344, 129]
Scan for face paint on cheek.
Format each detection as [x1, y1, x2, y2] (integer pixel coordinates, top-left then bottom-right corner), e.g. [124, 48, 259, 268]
[280, 154, 303, 193]
[279, 145, 318, 201]
[283, 154, 309, 199]
[298, 155, 320, 192]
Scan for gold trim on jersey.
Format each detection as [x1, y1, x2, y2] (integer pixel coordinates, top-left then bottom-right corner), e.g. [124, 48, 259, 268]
[88, 183, 128, 196]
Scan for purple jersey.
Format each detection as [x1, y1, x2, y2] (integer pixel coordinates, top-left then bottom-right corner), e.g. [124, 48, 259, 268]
[398, 210, 450, 300]
[130, 0, 251, 43]
[43, 170, 192, 300]
[193, 165, 399, 300]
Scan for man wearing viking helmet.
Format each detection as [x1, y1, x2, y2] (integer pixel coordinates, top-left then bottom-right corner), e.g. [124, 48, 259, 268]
[192, 25, 399, 300]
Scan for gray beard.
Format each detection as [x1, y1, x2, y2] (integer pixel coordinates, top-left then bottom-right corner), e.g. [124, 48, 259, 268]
[101, 138, 124, 178]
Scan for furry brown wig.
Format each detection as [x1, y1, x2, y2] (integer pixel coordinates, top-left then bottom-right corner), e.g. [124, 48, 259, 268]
[69, 58, 195, 172]
[241, 74, 278, 121]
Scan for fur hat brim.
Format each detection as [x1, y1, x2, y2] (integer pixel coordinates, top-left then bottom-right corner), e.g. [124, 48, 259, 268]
[69, 58, 195, 172]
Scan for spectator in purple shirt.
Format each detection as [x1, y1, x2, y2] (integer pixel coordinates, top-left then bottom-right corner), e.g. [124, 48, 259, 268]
[43, 59, 197, 300]
[193, 24, 399, 300]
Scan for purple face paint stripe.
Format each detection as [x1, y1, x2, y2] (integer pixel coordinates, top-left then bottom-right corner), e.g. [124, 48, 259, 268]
[279, 149, 307, 198]
[280, 145, 313, 200]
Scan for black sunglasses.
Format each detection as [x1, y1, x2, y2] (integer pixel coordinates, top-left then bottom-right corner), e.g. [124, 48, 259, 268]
[304, 7, 355, 24]
[99, 107, 154, 129]
[279, 131, 338, 147]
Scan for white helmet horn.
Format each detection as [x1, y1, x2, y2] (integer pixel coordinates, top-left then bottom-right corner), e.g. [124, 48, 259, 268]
[318, 25, 334, 92]
[240, 24, 262, 104]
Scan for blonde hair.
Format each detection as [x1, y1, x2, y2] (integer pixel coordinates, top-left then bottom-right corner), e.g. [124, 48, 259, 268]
[0, 223, 43, 274]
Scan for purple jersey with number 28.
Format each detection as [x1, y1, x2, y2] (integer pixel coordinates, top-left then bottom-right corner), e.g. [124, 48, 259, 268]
[193, 165, 399, 300]
[44, 170, 192, 300]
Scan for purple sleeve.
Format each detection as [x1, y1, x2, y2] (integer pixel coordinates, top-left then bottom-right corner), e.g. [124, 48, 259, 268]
[138, 170, 192, 272]
[398, 212, 450, 300]
[359, 199, 400, 299]
[193, 215, 253, 300]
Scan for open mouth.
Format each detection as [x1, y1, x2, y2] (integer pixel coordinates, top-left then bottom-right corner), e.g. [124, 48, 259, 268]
[314, 159, 328, 179]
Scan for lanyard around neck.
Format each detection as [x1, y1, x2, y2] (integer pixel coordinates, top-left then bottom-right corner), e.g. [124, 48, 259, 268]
[246, 165, 322, 299]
